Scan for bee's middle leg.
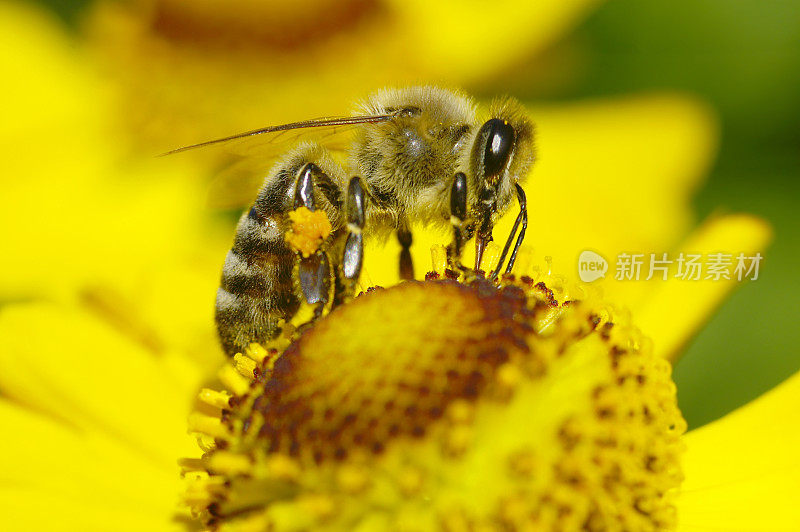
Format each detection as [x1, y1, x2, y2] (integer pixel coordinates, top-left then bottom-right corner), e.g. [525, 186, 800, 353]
[341, 176, 366, 297]
[446, 172, 473, 272]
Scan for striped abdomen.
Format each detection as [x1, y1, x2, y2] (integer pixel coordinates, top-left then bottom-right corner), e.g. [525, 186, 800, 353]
[214, 143, 351, 356]
[215, 171, 300, 356]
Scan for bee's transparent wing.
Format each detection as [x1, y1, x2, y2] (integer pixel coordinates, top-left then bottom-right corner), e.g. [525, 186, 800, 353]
[161, 112, 399, 209]
[204, 158, 280, 210]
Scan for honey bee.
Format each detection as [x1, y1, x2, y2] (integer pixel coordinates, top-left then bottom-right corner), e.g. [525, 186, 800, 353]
[166, 86, 535, 356]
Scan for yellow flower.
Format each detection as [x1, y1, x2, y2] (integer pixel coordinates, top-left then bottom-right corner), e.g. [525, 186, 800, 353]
[2, 270, 798, 530]
[185, 276, 686, 530]
[0, 2, 793, 531]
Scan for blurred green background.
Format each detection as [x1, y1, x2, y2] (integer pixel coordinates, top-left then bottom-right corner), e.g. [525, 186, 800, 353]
[555, 0, 800, 430]
[34, 0, 799, 430]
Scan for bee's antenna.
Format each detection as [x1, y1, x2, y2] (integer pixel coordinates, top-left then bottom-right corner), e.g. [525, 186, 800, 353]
[158, 112, 401, 157]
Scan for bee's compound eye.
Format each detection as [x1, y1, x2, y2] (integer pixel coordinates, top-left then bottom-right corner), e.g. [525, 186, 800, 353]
[481, 118, 515, 180]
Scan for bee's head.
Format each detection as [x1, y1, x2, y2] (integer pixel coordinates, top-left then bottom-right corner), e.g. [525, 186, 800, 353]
[467, 97, 536, 244]
[475, 118, 516, 188]
[469, 98, 535, 217]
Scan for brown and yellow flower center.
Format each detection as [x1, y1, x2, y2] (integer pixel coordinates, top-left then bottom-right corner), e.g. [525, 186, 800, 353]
[185, 276, 685, 531]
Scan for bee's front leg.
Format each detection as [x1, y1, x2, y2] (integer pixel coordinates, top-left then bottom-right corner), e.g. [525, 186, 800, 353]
[446, 172, 472, 272]
[488, 183, 527, 281]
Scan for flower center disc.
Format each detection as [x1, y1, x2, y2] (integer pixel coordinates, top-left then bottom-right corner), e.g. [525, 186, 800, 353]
[241, 280, 534, 462]
[189, 278, 686, 531]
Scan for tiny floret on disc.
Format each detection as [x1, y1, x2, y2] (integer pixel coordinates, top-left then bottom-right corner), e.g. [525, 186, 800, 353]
[285, 206, 332, 257]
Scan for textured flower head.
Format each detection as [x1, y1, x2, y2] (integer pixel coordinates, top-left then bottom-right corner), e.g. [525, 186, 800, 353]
[186, 272, 685, 530]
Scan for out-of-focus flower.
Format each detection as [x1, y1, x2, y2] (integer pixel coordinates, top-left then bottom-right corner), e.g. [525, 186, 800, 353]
[0, 2, 790, 531]
[84, 0, 600, 151]
[0, 2, 231, 365]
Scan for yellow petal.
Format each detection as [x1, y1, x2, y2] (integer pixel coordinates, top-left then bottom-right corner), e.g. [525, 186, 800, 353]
[524, 94, 716, 295]
[0, 2, 206, 295]
[388, 0, 601, 82]
[0, 401, 182, 531]
[0, 2, 229, 362]
[677, 370, 800, 530]
[0, 2, 106, 152]
[635, 214, 772, 361]
[0, 491, 182, 532]
[0, 303, 201, 468]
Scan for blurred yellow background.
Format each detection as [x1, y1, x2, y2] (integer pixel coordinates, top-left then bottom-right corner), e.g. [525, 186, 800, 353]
[3, 0, 798, 432]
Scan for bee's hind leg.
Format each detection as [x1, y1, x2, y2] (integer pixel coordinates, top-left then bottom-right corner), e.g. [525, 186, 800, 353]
[341, 176, 366, 296]
[292, 163, 335, 321]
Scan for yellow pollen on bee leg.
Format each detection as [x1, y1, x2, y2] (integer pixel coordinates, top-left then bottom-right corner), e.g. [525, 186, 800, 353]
[285, 207, 332, 257]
